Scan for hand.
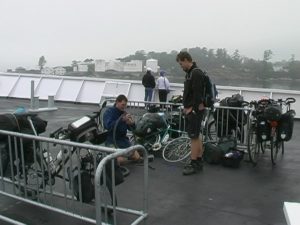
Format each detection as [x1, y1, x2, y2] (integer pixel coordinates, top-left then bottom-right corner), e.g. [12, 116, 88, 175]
[183, 107, 193, 115]
[123, 113, 134, 125]
[198, 103, 205, 111]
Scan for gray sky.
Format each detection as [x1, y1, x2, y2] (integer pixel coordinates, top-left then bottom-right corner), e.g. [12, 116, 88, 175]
[1, 0, 299, 71]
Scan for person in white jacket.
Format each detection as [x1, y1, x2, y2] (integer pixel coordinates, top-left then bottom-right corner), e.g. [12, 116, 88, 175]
[156, 70, 170, 103]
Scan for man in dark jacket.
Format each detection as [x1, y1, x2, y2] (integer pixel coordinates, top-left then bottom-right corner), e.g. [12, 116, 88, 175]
[142, 68, 156, 102]
[176, 51, 206, 175]
[103, 94, 141, 163]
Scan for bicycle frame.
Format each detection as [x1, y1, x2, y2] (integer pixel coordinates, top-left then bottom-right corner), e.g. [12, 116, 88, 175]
[133, 112, 187, 152]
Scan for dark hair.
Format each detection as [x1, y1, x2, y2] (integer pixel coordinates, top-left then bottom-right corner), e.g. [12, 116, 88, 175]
[116, 94, 128, 103]
[176, 51, 193, 62]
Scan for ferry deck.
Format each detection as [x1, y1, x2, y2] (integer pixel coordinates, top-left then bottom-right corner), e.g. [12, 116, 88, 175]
[0, 98, 299, 225]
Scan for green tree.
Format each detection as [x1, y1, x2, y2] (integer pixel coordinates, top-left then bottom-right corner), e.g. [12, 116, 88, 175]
[263, 50, 273, 61]
[232, 49, 241, 65]
[38, 56, 46, 71]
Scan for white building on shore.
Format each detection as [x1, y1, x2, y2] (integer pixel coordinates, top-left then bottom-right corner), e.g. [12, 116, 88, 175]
[94, 59, 143, 72]
[145, 59, 159, 73]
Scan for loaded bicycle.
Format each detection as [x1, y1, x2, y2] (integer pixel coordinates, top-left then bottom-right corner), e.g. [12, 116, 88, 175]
[247, 97, 296, 166]
[3, 104, 124, 207]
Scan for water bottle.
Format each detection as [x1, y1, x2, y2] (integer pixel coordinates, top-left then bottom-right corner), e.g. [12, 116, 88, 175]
[43, 149, 56, 174]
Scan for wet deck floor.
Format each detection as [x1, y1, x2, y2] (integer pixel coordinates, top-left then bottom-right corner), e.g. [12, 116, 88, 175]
[0, 98, 299, 225]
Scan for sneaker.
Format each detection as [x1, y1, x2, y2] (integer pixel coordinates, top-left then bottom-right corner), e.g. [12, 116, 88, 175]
[182, 161, 203, 176]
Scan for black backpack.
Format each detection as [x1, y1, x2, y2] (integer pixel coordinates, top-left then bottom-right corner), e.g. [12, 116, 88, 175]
[203, 71, 218, 108]
[191, 69, 217, 108]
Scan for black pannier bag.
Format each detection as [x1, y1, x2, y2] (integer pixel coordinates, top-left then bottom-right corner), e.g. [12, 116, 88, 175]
[134, 113, 167, 137]
[70, 156, 124, 203]
[0, 113, 48, 168]
[68, 116, 98, 142]
[0, 113, 47, 138]
[256, 115, 271, 142]
[263, 105, 281, 121]
[278, 110, 295, 142]
[0, 114, 20, 140]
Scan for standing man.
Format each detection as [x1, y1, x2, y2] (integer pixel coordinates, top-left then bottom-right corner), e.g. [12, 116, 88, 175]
[176, 51, 206, 175]
[142, 67, 156, 102]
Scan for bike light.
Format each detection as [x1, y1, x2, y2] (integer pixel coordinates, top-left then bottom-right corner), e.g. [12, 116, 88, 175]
[270, 121, 278, 127]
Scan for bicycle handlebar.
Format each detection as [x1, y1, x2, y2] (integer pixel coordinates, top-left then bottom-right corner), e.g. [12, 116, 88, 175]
[250, 97, 295, 108]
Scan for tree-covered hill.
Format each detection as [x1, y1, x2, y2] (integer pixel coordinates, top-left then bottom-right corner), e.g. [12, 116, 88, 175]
[117, 47, 300, 89]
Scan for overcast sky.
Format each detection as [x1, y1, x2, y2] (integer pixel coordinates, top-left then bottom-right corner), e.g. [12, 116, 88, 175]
[0, 0, 299, 71]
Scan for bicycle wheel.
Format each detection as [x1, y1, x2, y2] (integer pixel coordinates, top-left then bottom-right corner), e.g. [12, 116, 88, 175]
[99, 106, 109, 131]
[162, 137, 191, 162]
[247, 126, 260, 166]
[270, 133, 279, 165]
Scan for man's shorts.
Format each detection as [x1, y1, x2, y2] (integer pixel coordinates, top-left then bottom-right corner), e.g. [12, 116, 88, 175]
[186, 110, 205, 139]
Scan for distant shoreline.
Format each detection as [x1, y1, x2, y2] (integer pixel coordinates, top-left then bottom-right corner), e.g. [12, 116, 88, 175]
[65, 71, 300, 91]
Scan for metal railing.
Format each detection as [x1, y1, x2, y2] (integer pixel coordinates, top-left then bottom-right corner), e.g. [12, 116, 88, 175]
[0, 130, 148, 225]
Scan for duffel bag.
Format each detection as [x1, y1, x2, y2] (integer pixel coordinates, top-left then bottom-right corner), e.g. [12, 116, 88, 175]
[222, 150, 244, 168]
[203, 136, 237, 164]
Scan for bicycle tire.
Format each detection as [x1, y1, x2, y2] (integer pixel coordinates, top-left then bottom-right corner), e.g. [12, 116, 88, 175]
[162, 137, 191, 162]
[271, 133, 279, 165]
[99, 106, 109, 131]
[270, 130, 284, 165]
[247, 126, 260, 166]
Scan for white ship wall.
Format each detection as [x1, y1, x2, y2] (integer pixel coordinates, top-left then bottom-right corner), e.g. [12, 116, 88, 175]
[0, 72, 300, 118]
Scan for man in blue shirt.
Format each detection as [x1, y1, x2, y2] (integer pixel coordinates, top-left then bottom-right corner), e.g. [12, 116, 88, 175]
[103, 94, 141, 163]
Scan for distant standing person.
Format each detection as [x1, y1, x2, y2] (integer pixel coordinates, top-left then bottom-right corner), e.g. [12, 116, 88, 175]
[156, 70, 170, 103]
[176, 51, 206, 176]
[142, 68, 155, 102]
